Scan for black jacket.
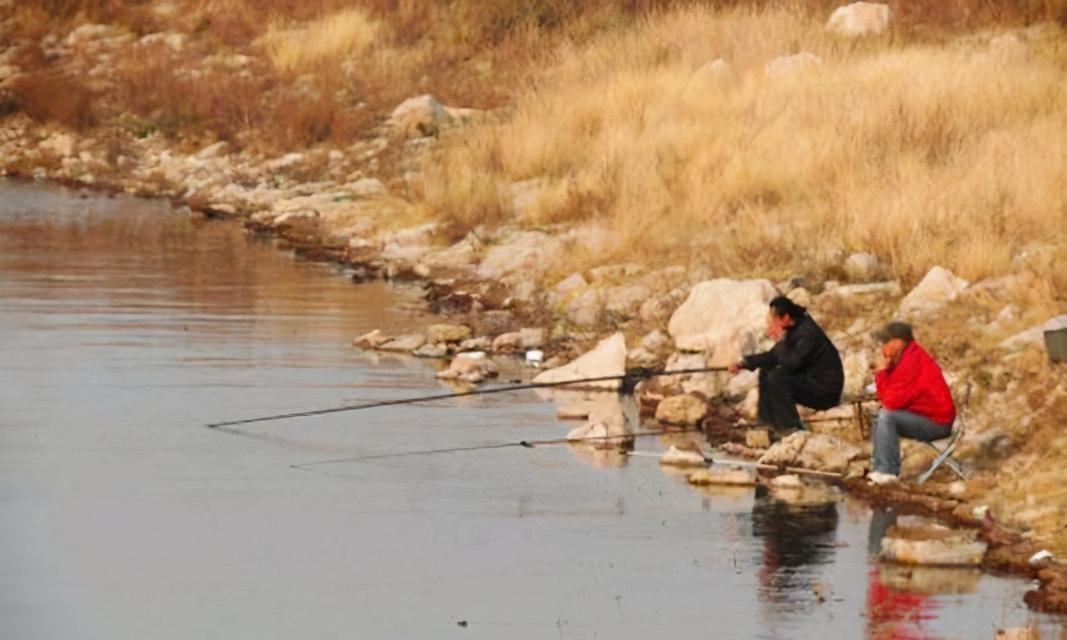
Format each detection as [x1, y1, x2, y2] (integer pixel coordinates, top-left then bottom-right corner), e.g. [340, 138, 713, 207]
[741, 313, 844, 401]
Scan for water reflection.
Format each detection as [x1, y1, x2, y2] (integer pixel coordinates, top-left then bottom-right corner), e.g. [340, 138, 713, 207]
[752, 486, 839, 602]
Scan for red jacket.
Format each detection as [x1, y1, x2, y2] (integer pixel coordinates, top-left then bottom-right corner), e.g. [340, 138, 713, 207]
[875, 342, 956, 425]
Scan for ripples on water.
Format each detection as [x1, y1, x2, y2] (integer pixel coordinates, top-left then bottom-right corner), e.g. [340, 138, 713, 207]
[0, 179, 1060, 639]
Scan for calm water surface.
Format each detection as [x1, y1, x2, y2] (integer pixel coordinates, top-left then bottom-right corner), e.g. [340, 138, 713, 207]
[0, 179, 1061, 639]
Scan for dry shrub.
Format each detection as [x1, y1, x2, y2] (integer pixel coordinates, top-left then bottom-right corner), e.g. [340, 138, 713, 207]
[7, 70, 95, 130]
[420, 4, 1067, 290]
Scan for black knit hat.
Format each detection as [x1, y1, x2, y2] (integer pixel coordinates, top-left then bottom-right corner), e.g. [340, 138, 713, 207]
[873, 321, 914, 343]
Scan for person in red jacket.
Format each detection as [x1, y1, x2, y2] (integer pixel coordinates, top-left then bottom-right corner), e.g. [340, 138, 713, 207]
[868, 322, 956, 485]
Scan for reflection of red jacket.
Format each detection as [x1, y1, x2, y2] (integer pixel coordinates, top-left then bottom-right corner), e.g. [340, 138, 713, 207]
[875, 342, 956, 425]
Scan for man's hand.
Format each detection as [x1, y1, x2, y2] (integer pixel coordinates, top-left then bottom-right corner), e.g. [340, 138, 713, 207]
[729, 361, 741, 375]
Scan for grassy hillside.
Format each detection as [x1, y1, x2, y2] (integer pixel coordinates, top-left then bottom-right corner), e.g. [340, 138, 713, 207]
[2, 0, 1066, 294]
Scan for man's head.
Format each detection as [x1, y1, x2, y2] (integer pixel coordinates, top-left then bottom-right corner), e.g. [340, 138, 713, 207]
[873, 321, 914, 364]
[767, 296, 806, 336]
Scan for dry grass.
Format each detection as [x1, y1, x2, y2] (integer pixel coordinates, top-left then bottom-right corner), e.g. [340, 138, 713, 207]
[261, 7, 382, 73]
[5, 1, 1067, 292]
[420, 5, 1067, 293]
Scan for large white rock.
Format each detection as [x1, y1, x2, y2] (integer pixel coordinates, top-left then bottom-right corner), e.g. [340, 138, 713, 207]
[534, 332, 626, 390]
[668, 279, 777, 365]
[759, 432, 864, 473]
[826, 2, 891, 37]
[899, 266, 969, 316]
[390, 94, 450, 138]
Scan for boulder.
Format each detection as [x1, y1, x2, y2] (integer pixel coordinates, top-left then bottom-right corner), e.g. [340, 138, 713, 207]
[377, 333, 427, 352]
[899, 266, 969, 316]
[477, 230, 564, 282]
[566, 288, 605, 326]
[353, 329, 389, 350]
[390, 94, 450, 138]
[459, 336, 492, 351]
[688, 466, 757, 486]
[552, 272, 589, 301]
[663, 352, 724, 398]
[668, 278, 777, 365]
[627, 346, 663, 368]
[844, 251, 882, 281]
[603, 283, 652, 319]
[826, 2, 891, 37]
[726, 369, 758, 399]
[427, 324, 472, 344]
[765, 52, 822, 77]
[412, 343, 448, 358]
[533, 332, 627, 390]
[491, 332, 523, 354]
[641, 329, 674, 354]
[655, 394, 709, 425]
[660, 446, 707, 467]
[436, 351, 499, 383]
[759, 432, 864, 473]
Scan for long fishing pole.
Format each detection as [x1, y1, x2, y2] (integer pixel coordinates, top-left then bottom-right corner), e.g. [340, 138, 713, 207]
[206, 366, 728, 429]
[625, 450, 843, 479]
[289, 427, 701, 471]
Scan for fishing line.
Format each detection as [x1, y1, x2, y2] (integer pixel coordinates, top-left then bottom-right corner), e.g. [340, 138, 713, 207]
[206, 366, 728, 429]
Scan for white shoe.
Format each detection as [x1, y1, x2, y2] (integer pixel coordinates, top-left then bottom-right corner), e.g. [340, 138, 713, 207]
[867, 471, 899, 486]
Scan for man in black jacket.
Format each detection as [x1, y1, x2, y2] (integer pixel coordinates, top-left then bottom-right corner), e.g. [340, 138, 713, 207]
[729, 296, 844, 432]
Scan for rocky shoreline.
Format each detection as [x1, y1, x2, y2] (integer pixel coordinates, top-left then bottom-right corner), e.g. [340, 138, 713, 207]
[3, 27, 1067, 618]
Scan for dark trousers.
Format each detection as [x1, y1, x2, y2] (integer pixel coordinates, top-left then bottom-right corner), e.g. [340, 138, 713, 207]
[758, 366, 840, 431]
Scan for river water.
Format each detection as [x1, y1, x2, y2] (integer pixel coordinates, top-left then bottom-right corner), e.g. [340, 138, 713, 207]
[0, 178, 1061, 639]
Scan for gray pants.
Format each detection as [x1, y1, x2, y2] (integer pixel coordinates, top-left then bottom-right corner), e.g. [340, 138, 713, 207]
[872, 409, 952, 475]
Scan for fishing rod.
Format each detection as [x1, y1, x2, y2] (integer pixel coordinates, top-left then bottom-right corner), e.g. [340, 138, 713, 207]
[205, 366, 728, 429]
[625, 450, 843, 480]
[289, 427, 701, 471]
